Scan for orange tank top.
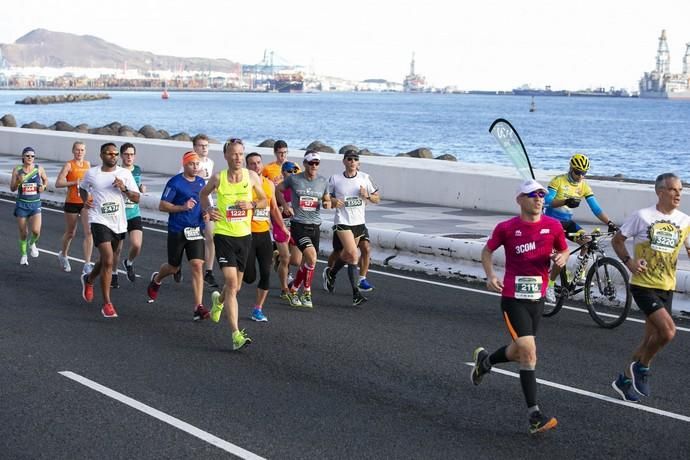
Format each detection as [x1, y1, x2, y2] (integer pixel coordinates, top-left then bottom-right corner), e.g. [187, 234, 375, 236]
[66, 159, 91, 203]
[251, 177, 273, 233]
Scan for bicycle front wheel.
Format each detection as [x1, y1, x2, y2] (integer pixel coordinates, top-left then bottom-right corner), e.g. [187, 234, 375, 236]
[584, 257, 631, 329]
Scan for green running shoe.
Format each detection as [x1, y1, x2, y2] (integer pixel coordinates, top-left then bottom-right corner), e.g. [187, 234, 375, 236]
[286, 291, 303, 308]
[210, 291, 223, 323]
[232, 329, 252, 351]
[300, 291, 313, 308]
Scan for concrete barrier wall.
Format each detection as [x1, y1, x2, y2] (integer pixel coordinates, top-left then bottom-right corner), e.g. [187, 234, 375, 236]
[0, 126, 684, 224]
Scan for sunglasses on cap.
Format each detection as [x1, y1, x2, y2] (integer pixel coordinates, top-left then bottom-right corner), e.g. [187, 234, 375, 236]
[224, 138, 243, 149]
[306, 161, 320, 166]
[524, 190, 546, 198]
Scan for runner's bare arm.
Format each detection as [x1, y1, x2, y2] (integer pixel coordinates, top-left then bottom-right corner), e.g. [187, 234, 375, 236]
[612, 232, 646, 274]
[249, 170, 267, 209]
[200, 173, 219, 211]
[481, 245, 503, 292]
[9, 167, 19, 192]
[55, 162, 72, 188]
[39, 167, 49, 191]
[322, 190, 332, 209]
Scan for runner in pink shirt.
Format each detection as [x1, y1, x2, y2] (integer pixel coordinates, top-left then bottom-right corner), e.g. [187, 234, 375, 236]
[470, 179, 569, 435]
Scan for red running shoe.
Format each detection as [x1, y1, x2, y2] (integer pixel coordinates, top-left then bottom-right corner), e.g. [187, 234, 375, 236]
[147, 271, 161, 302]
[81, 273, 94, 303]
[101, 303, 118, 318]
[193, 304, 210, 321]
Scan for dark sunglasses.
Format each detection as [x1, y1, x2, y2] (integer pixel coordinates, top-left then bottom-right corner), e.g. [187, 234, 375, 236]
[345, 157, 359, 162]
[524, 190, 546, 198]
[285, 167, 300, 173]
[307, 161, 320, 166]
[572, 169, 587, 176]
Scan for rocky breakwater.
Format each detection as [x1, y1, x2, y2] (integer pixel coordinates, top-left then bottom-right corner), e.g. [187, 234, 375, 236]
[259, 139, 457, 162]
[0, 114, 459, 161]
[15, 93, 111, 104]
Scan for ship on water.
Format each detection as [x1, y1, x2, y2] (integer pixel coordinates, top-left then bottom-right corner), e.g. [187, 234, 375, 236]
[403, 53, 427, 92]
[639, 30, 690, 99]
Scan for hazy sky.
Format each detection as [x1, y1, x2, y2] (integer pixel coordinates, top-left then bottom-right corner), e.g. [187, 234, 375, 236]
[1, 0, 689, 90]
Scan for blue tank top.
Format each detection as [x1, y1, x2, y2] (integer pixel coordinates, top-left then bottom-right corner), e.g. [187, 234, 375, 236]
[16, 165, 42, 203]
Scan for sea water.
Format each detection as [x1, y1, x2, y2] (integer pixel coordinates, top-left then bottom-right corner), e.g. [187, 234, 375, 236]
[1, 89, 689, 180]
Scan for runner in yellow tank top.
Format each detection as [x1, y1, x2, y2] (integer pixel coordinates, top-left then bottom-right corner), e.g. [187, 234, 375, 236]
[55, 141, 94, 274]
[200, 138, 267, 351]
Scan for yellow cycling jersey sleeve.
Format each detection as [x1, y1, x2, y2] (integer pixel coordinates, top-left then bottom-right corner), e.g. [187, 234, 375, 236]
[548, 174, 593, 201]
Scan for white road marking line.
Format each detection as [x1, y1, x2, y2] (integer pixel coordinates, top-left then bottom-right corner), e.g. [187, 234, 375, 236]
[360, 266, 690, 332]
[3, 198, 686, 331]
[59, 371, 266, 459]
[38, 247, 132, 278]
[462, 363, 690, 423]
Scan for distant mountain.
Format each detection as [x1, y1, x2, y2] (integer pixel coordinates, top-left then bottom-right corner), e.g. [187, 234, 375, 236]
[0, 28, 239, 72]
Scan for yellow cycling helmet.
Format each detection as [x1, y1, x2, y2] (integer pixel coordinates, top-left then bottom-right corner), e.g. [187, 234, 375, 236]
[569, 153, 590, 172]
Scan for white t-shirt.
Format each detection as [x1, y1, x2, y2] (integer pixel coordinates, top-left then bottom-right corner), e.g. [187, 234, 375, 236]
[80, 166, 138, 233]
[620, 205, 690, 290]
[327, 171, 377, 225]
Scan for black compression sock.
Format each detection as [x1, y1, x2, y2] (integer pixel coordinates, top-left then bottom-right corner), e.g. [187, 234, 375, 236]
[489, 346, 509, 365]
[520, 369, 538, 408]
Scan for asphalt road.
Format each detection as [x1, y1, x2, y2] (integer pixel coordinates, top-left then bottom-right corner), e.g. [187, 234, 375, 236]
[1, 198, 690, 459]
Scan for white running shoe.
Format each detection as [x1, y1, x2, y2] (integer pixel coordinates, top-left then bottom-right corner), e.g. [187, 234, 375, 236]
[20, 255, 29, 265]
[82, 262, 94, 275]
[29, 243, 39, 258]
[545, 285, 556, 304]
[58, 251, 72, 272]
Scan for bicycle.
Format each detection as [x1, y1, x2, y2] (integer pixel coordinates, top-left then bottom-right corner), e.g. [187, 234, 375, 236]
[543, 229, 632, 329]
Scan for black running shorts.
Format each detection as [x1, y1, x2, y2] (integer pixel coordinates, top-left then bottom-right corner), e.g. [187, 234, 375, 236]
[500, 297, 544, 339]
[630, 285, 673, 316]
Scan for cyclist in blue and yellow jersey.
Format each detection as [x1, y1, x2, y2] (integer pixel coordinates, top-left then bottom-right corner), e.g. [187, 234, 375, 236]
[544, 153, 617, 301]
[544, 153, 616, 236]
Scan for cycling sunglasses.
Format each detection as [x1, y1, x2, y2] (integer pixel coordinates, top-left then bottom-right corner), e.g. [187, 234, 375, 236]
[524, 190, 546, 198]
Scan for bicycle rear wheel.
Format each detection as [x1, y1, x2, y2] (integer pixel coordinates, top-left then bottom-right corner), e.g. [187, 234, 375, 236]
[584, 257, 631, 329]
[543, 269, 569, 317]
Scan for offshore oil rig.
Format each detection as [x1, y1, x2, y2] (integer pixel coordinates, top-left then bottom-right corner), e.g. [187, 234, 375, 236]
[639, 30, 690, 99]
[403, 53, 427, 92]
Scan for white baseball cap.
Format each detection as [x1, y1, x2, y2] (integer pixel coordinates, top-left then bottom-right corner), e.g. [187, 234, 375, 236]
[515, 179, 546, 198]
[304, 151, 321, 162]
